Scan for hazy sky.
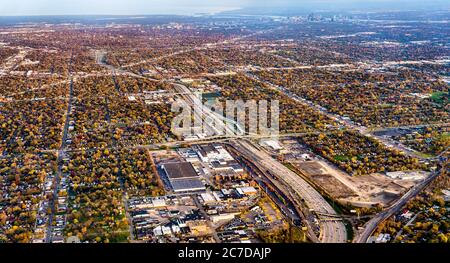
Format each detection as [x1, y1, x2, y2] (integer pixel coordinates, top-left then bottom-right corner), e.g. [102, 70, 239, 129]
[0, 0, 448, 16]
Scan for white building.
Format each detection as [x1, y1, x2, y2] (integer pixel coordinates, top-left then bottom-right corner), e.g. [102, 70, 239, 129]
[442, 189, 450, 202]
[152, 198, 167, 208]
[211, 213, 238, 223]
[236, 186, 258, 196]
[200, 193, 217, 204]
[260, 139, 283, 151]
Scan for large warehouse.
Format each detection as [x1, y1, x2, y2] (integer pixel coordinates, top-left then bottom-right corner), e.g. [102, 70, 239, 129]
[161, 162, 205, 192]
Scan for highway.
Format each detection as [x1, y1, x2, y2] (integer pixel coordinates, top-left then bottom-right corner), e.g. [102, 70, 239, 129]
[158, 80, 348, 243]
[230, 140, 347, 243]
[119, 53, 448, 243]
[169, 80, 347, 242]
[247, 71, 450, 243]
[227, 146, 303, 224]
[172, 82, 244, 137]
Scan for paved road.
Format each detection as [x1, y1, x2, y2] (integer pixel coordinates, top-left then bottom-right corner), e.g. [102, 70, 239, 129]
[170, 79, 347, 242]
[394, 212, 420, 240]
[121, 29, 274, 69]
[231, 140, 347, 243]
[248, 72, 441, 162]
[248, 70, 450, 243]
[172, 83, 242, 137]
[354, 167, 445, 243]
[45, 77, 74, 243]
[191, 195, 221, 243]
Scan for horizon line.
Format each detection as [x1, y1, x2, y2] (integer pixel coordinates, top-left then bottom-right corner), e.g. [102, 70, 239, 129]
[1, 8, 449, 18]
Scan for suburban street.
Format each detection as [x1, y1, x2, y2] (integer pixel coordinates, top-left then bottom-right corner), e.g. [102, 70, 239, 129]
[355, 165, 446, 243]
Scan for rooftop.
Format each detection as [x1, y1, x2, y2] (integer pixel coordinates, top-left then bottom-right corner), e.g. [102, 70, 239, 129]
[162, 162, 199, 180]
[171, 178, 205, 192]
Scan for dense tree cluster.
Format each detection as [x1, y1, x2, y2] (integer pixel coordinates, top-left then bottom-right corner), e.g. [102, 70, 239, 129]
[70, 76, 174, 150]
[16, 50, 71, 75]
[392, 126, 450, 156]
[208, 74, 337, 133]
[298, 131, 427, 175]
[0, 153, 57, 242]
[117, 149, 165, 196]
[64, 148, 164, 242]
[0, 47, 18, 63]
[257, 224, 306, 243]
[115, 76, 171, 94]
[272, 44, 352, 66]
[1, 99, 66, 154]
[201, 47, 298, 68]
[0, 75, 66, 97]
[255, 68, 449, 127]
[155, 50, 227, 76]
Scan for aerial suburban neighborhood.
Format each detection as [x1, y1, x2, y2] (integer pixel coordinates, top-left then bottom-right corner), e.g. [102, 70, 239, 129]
[0, 0, 448, 248]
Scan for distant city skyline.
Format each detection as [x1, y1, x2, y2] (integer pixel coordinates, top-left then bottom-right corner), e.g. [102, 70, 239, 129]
[0, 0, 449, 16]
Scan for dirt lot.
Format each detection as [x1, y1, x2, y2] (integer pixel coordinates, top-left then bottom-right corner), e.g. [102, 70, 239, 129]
[311, 174, 358, 199]
[298, 161, 327, 175]
[293, 161, 358, 199]
[292, 160, 425, 207]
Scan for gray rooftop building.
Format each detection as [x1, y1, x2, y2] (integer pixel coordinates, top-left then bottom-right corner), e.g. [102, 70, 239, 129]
[161, 162, 205, 192]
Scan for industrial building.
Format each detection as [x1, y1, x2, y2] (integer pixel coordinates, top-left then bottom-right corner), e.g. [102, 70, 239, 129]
[161, 162, 205, 192]
[194, 144, 245, 176]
